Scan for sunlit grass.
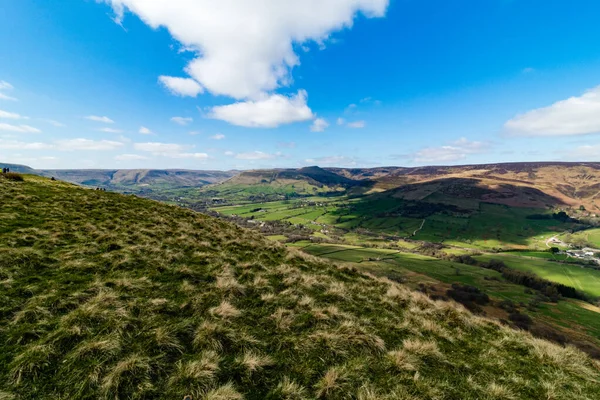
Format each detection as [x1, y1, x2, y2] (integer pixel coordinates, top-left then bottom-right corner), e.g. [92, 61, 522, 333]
[1, 174, 600, 399]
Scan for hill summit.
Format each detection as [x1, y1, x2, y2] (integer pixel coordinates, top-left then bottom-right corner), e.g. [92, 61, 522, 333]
[1, 173, 600, 399]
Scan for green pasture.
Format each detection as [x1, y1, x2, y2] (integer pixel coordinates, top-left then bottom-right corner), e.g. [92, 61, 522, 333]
[475, 253, 600, 298]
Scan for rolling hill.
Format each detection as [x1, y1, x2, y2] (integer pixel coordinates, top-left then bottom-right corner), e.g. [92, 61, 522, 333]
[331, 162, 600, 210]
[2, 173, 600, 399]
[199, 166, 363, 202]
[0, 163, 236, 194]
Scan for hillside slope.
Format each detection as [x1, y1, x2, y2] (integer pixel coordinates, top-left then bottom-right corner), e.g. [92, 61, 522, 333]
[200, 166, 360, 202]
[39, 169, 236, 191]
[332, 162, 600, 210]
[1, 174, 600, 399]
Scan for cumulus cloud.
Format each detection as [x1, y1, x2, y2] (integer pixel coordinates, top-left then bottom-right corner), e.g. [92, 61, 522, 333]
[85, 115, 114, 123]
[170, 116, 193, 126]
[208, 90, 313, 128]
[56, 138, 124, 151]
[224, 151, 235, 156]
[134, 141, 207, 159]
[210, 133, 225, 140]
[97, 127, 123, 133]
[563, 144, 600, 161]
[40, 119, 65, 127]
[139, 126, 152, 134]
[304, 155, 360, 166]
[408, 138, 489, 163]
[0, 81, 13, 91]
[347, 120, 366, 128]
[115, 153, 149, 161]
[0, 109, 28, 119]
[0, 93, 17, 101]
[158, 76, 204, 97]
[505, 86, 600, 136]
[104, 0, 388, 100]
[235, 151, 281, 160]
[0, 138, 124, 152]
[277, 141, 296, 148]
[0, 123, 41, 133]
[0, 82, 17, 101]
[0, 139, 52, 150]
[336, 117, 346, 125]
[310, 118, 329, 132]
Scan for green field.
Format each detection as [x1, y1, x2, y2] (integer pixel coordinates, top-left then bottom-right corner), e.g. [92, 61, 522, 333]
[475, 253, 600, 297]
[298, 243, 600, 348]
[300, 244, 534, 301]
[214, 196, 576, 250]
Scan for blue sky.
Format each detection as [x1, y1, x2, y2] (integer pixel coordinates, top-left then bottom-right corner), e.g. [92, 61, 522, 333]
[1, 0, 600, 170]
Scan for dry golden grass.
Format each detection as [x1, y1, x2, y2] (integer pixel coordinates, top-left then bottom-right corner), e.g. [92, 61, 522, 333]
[210, 301, 241, 319]
[2, 176, 600, 400]
[236, 350, 274, 373]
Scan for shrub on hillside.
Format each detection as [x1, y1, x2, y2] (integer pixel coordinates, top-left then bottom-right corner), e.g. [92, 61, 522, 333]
[446, 283, 489, 313]
[509, 312, 533, 330]
[3, 172, 24, 181]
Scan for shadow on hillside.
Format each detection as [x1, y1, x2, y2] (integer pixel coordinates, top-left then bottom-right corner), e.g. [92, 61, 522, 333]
[330, 178, 574, 248]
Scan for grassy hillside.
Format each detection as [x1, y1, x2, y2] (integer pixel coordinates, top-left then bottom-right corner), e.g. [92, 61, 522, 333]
[0, 163, 36, 174]
[38, 169, 236, 193]
[199, 167, 359, 203]
[2, 174, 600, 399]
[337, 162, 600, 211]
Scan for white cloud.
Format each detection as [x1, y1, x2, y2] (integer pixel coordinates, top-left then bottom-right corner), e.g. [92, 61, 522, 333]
[139, 126, 152, 134]
[0, 93, 17, 101]
[347, 120, 365, 128]
[304, 155, 358, 166]
[0, 123, 41, 133]
[210, 133, 225, 140]
[310, 117, 329, 132]
[169, 152, 208, 159]
[56, 138, 124, 151]
[0, 110, 27, 119]
[85, 115, 115, 123]
[133, 141, 207, 159]
[158, 76, 204, 97]
[0, 139, 52, 150]
[40, 119, 65, 127]
[336, 117, 346, 125]
[564, 144, 600, 160]
[235, 151, 280, 160]
[97, 127, 123, 133]
[224, 150, 235, 156]
[115, 153, 149, 161]
[135, 142, 185, 154]
[208, 90, 313, 128]
[410, 138, 488, 163]
[171, 116, 193, 126]
[104, 0, 389, 100]
[505, 86, 600, 136]
[0, 81, 14, 91]
[188, 131, 201, 136]
[277, 141, 296, 148]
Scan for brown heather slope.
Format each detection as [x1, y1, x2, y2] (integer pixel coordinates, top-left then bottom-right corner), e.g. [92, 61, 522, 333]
[330, 162, 600, 210]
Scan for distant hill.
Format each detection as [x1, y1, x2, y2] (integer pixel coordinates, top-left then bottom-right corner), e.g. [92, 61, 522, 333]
[2, 173, 599, 399]
[0, 162, 36, 174]
[331, 162, 600, 210]
[39, 168, 237, 190]
[5, 161, 600, 210]
[0, 163, 237, 193]
[201, 166, 364, 202]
